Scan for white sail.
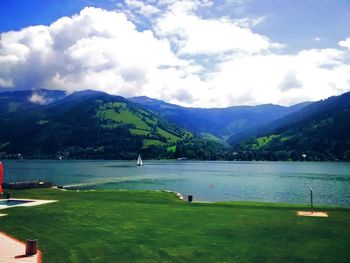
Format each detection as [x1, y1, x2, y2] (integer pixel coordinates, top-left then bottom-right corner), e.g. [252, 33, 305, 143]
[137, 154, 143, 166]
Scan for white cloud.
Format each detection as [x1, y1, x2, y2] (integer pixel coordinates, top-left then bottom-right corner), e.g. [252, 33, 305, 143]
[278, 71, 302, 92]
[233, 16, 266, 27]
[1, 5, 350, 108]
[125, 0, 160, 17]
[28, 92, 52, 105]
[203, 48, 350, 106]
[339, 37, 350, 49]
[155, 1, 282, 55]
[0, 7, 186, 98]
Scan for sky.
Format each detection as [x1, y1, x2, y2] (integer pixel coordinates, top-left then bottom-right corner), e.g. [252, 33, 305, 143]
[1, 0, 350, 107]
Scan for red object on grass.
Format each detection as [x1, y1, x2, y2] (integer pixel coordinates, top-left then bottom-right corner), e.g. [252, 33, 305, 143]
[0, 162, 3, 193]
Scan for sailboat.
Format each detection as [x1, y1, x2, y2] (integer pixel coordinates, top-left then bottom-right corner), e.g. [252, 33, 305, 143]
[136, 154, 143, 166]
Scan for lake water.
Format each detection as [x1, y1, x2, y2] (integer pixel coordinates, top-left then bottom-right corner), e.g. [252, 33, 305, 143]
[2, 160, 350, 206]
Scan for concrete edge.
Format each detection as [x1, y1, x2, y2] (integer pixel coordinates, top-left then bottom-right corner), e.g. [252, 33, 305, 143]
[0, 199, 58, 210]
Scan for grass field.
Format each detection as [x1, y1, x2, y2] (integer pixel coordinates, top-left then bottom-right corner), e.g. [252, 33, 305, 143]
[157, 128, 181, 142]
[252, 135, 294, 150]
[129, 128, 150, 136]
[0, 189, 349, 263]
[104, 109, 150, 131]
[143, 139, 164, 148]
[252, 135, 280, 149]
[167, 145, 176, 153]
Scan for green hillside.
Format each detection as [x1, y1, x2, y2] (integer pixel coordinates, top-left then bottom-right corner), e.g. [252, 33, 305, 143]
[234, 92, 350, 161]
[0, 90, 192, 159]
[96, 101, 188, 149]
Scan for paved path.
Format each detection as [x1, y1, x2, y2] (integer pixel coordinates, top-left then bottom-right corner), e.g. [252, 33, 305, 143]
[0, 232, 41, 263]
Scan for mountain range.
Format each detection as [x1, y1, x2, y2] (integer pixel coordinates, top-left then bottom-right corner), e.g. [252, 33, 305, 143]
[129, 96, 310, 139]
[0, 89, 349, 161]
[0, 90, 191, 159]
[232, 92, 350, 161]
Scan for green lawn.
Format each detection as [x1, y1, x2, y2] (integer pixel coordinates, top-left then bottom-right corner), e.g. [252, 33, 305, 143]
[0, 189, 349, 263]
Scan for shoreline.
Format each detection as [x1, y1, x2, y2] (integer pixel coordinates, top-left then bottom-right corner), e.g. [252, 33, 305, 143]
[2, 158, 350, 163]
[5, 188, 350, 209]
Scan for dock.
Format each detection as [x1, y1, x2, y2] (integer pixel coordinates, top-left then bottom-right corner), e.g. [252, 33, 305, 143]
[2, 181, 52, 190]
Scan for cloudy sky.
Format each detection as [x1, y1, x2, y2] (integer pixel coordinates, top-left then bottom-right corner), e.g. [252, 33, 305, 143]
[1, 0, 350, 107]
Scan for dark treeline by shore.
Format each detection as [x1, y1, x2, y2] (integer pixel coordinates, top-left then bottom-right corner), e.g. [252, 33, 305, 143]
[1, 139, 349, 162]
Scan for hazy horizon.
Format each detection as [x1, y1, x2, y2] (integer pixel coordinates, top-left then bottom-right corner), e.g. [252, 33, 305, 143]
[0, 87, 320, 109]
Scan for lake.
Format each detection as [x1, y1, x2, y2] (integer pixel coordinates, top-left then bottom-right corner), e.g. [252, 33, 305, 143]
[2, 160, 350, 206]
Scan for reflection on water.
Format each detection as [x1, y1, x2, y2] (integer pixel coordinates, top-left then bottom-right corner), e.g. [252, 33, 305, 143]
[2, 160, 350, 206]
